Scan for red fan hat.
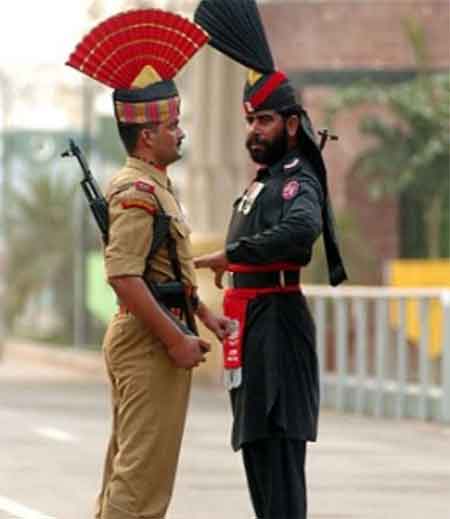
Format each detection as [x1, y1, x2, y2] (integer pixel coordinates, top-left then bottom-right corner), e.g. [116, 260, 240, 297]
[66, 9, 209, 124]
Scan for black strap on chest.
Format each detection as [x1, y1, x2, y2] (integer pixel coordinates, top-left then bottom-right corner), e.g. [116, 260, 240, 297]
[144, 212, 183, 282]
[143, 193, 182, 280]
[143, 193, 198, 335]
[147, 212, 171, 262]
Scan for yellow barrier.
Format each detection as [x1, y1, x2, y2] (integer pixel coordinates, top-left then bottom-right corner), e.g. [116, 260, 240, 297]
[388, 260, 450, 358]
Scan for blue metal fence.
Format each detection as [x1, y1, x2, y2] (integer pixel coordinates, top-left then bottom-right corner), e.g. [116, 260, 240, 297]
[305, 286, 450, 424]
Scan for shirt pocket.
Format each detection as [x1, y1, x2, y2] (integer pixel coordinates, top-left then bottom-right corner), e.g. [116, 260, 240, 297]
[170, 217, 194, 262]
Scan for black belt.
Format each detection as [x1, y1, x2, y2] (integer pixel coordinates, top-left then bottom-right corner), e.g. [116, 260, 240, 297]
[118, 281, 196, 313]
[229, 270, 300, 289]
[149, 281, 199, 310]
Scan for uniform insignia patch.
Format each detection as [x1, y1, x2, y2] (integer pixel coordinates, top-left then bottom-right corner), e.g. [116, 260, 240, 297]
[237, 181, 265, 214]
[283, 158, 300, 171]
[282, 180, 300, 200]
[134, 180, 155, 194]
[122, 199, 157, 215]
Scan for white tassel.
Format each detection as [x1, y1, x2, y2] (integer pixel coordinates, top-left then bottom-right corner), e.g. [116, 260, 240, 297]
[224, 368, 242, 390]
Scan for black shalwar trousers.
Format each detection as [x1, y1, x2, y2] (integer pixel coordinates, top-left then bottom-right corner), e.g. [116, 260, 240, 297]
[242, 438, 307, 519]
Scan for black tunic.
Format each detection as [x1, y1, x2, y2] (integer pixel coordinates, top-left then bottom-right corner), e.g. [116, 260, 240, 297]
[225, 149, 323, 451]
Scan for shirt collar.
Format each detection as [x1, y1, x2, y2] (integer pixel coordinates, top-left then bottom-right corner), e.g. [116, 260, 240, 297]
[125, 157, 169, 189]
[258, 148, 300, 178]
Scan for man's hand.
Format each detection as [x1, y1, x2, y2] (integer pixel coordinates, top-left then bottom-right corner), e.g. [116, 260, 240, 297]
[194, 250, 229, 289]
[196, 303, 231, 341]
[167, 335, 211, 369]
[109, 276, 210, 368]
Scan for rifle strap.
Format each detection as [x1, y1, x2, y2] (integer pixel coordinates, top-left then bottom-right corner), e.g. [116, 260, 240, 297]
[143, 191, 198, 334]
[143, 192, 183, 284]
[108, 182, 184, 284]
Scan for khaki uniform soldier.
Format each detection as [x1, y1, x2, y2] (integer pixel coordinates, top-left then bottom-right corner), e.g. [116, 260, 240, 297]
[66, 9, 229, 519]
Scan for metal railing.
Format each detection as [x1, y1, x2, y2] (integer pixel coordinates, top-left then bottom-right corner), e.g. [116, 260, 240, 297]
[305, 286, 450, 424]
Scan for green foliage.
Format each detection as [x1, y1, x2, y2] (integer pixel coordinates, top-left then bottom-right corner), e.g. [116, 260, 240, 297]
[326, 20, 450, 258]
[304, 209, 377, 285]
[96, 115, 126, 165]
[327, 73, 449, 200]
[6, 168, 77, 336]
[2, 129, 109, 346]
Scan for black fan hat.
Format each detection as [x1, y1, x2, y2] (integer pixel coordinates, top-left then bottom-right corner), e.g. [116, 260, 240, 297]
[194, 0, 297, 113]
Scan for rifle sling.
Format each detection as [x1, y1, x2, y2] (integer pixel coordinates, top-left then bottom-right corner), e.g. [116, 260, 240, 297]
[143, 194, 198, 334]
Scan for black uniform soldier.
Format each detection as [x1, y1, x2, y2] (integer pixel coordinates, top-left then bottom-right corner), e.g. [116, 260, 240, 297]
[66, 9, 229, 519]
[194, 1, 347, 518]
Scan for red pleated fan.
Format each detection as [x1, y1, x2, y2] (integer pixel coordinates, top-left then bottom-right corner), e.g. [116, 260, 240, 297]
[66, 9, 209, 89]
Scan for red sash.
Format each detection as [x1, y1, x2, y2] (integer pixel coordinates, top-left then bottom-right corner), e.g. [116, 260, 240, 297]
[228, 262, 300, 273]
[223, 285, 300, 370]
[221, 263, 301, 389]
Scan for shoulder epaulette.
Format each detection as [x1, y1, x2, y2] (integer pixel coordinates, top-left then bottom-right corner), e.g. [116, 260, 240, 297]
[108, 182, 134, 201]
[134, 180, 156, 194]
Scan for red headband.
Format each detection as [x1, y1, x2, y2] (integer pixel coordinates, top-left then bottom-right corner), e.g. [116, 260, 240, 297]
[245, 71, 288, 113]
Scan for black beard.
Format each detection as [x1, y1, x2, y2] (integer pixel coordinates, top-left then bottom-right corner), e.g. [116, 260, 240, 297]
[246, 127, 288, 166]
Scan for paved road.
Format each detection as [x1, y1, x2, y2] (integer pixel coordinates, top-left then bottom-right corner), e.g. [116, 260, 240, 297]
[0, 354, 449, 519]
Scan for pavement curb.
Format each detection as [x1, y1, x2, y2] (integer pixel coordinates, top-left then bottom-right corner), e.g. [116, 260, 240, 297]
[4, 339, 106, 379]
[2, 339, 222, 385]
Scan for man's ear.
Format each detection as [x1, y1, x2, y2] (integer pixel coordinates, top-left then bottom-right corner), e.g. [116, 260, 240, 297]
[286, 115, 300, 138]
[140, 128, 154, 148]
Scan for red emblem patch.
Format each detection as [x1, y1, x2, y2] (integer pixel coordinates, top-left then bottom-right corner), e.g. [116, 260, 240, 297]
[134, 180, 155, 194]
[282, 180, 300, 200]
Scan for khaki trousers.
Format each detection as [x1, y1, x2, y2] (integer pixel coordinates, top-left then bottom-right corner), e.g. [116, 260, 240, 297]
[95, 313, 192, 519]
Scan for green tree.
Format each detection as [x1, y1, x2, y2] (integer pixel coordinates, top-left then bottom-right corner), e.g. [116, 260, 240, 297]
[6, 167, 78, 341]
[327, 20, 450, 258]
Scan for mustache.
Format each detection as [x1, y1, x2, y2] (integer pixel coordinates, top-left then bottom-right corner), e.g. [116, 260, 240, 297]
[246, 134, 268, 148]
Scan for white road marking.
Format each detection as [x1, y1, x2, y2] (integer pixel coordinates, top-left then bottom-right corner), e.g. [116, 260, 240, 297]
[0, 496, 55, 519]
[34, 427, 78, 444]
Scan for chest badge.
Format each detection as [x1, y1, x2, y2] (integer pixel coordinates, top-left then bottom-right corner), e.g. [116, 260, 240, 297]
[237, 181, 265, 215]
[282, 180, 300, 200]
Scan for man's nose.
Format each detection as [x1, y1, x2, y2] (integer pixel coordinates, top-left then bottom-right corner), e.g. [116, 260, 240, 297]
[248, 126, 261, 141]
[248, 120, 258, 133]
[248, 119, 263, 137]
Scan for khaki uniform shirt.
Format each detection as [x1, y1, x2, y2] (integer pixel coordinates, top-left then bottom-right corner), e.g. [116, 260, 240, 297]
[104, 157, 197, 289]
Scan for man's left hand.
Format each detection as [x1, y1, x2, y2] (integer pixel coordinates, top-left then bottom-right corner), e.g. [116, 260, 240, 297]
[194, 250, 229, 289]
[196, 303, 231, 341]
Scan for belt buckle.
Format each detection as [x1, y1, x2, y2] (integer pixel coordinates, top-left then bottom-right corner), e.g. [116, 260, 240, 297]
[279, 270, 286, 288]
[227, 271, 235, 289]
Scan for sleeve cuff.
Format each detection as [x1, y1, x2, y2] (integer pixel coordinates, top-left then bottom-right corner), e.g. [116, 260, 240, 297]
[225, 241, 240, 262]
[105, 256, 146, 278]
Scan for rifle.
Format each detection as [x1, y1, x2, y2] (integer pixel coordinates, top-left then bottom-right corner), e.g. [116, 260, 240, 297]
[318, 129, 339, 152]
[61, 139, 109, 244]
[62, 139, 197, 336]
